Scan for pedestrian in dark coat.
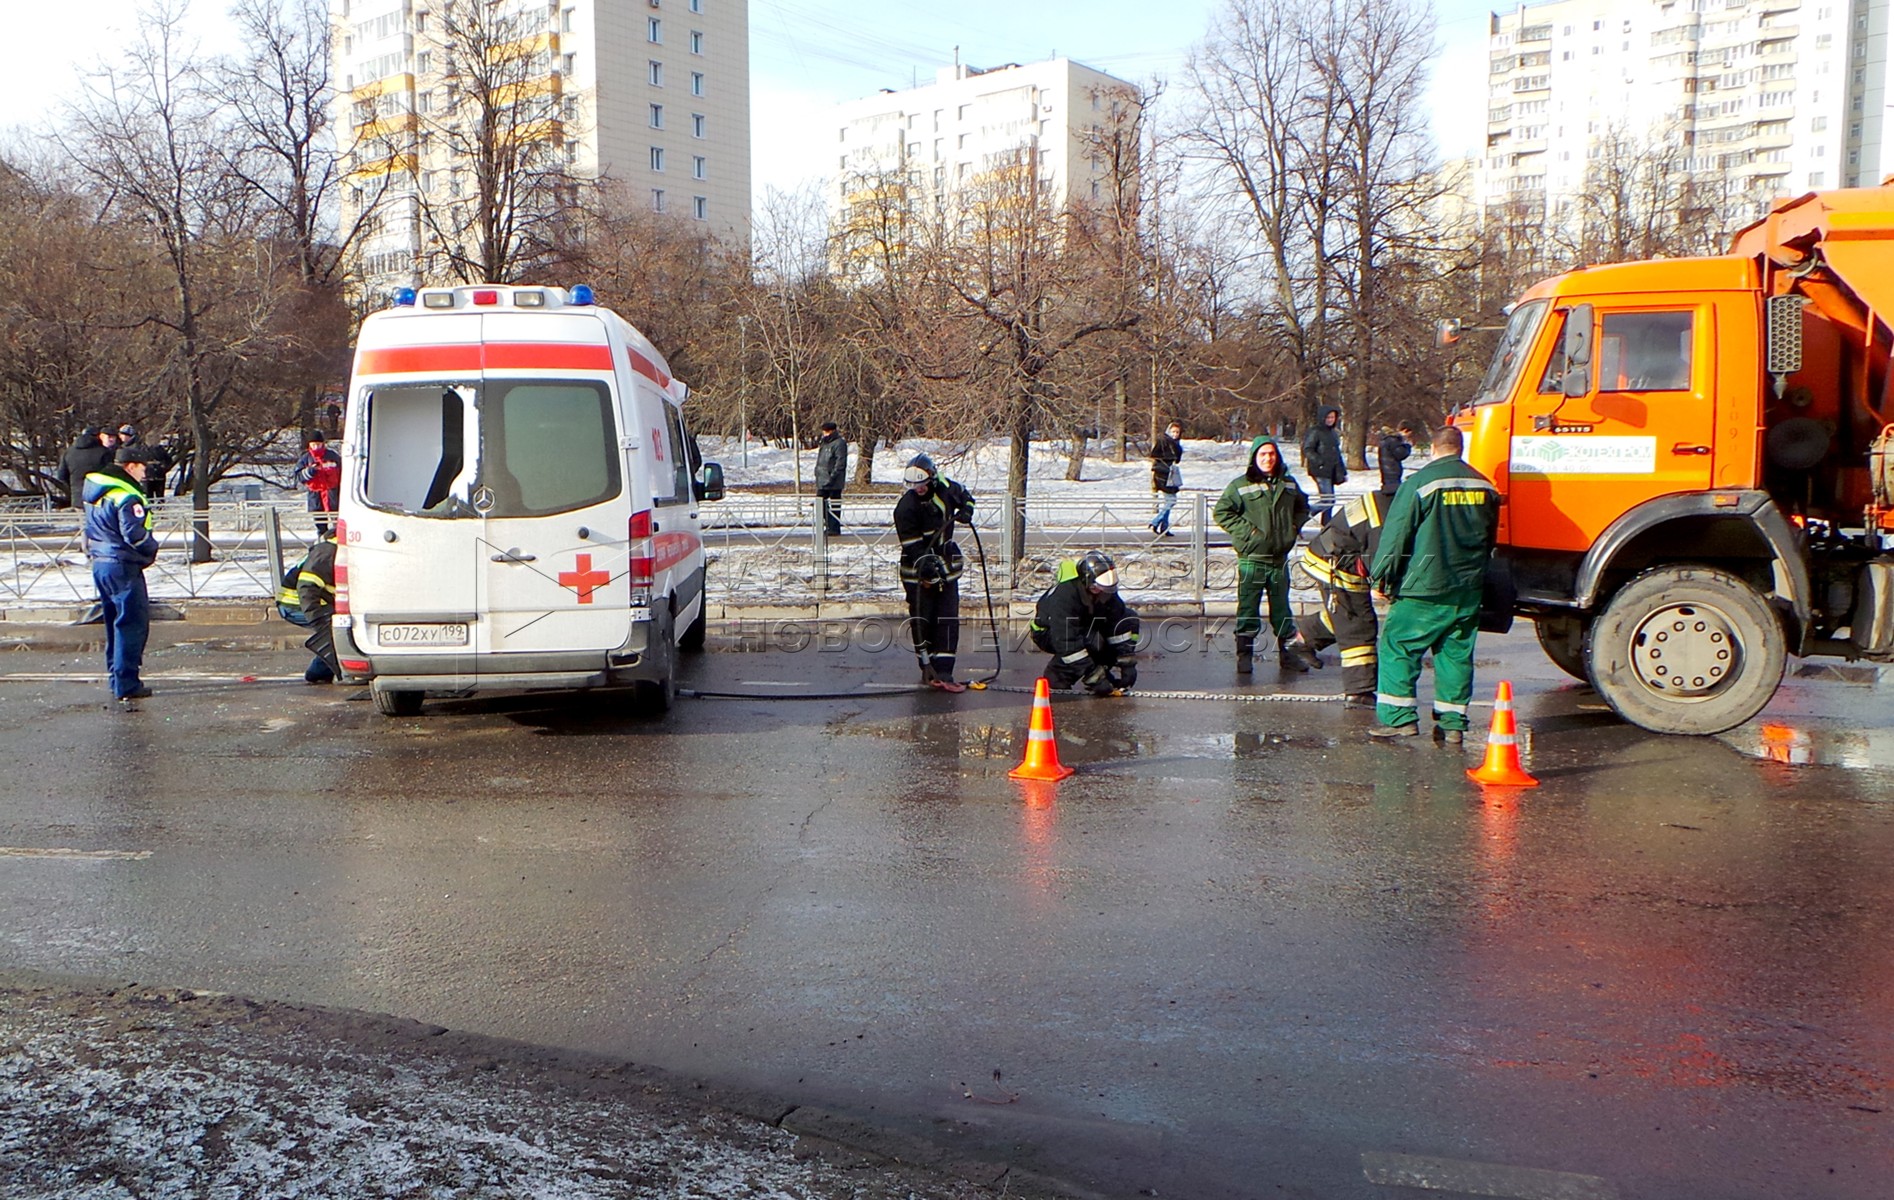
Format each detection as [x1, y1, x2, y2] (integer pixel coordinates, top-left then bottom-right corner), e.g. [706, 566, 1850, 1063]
[1300, 405, 1346, 525]
[1030, 552, 1142, 694]
[116, 426, 173, 500]
[893, 454, 974, 691]
[83, 446, 162, 701]
[296, 535, 340, 684]
[1377, 423, 1414, 492]
[1368, 426, 1501, 743]
[55, 428, 113, 508]
[814, 422, 848, 536]
[1147, 421, 1184, 536]
[294, 430, 342, 536]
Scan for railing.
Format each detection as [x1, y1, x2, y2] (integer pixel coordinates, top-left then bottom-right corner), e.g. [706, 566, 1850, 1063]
[2, 491, 1335, 611]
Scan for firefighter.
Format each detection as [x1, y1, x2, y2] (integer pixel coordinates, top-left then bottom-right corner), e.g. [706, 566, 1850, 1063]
[893, 454, 975, 692]
[83, 445, 163, 702]
[295, 534, 341, 684]
[1368, 425, 1500, 743]
[1295, 489, 1395, 705]
[1213, 436, 1315, 676]
[1030, 551, 1142, 695]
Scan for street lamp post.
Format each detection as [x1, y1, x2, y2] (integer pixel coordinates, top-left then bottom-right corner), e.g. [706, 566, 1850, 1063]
[737, 315, 750, 468]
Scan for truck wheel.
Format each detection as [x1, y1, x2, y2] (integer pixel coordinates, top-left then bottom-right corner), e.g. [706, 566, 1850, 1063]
[1585, 566, 1785, 735]
[1534, 614, 1590, 681]
[373, 687, 424, 717]
[632, 675, 674, 714]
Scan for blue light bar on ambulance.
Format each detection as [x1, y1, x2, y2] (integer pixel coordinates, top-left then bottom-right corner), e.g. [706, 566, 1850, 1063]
[393, 287, 417, 307]
[570, 284, 596, 306]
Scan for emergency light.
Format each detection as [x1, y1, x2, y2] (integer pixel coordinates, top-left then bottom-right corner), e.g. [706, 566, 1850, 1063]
[570, 284, 596, 305]
[421, 291, 455, 308]
[393, 287, 417, 307]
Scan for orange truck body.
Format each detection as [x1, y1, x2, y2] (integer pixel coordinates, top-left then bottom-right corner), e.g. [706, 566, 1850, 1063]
[1460, 184, 1894, 734]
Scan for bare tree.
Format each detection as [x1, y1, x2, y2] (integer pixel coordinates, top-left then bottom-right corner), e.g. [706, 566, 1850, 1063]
[408, 0, 589, 283]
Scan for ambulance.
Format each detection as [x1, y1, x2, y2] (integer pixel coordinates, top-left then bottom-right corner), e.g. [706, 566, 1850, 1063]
[330, 283, 723, 717]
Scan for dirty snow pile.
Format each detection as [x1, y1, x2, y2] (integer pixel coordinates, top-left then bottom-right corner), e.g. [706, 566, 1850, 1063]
[0, 983, 996, 1200]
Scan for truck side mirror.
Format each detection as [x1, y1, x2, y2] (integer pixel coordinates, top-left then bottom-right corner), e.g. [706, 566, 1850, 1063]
[695, 461, 725, 502]
[1560, 303, 1593, 399]
[1435, 317, 1463, 348]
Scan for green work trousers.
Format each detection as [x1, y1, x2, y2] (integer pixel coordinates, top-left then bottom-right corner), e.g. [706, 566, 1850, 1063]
[1375, 588, 1480, 731]
[1235, 556, 1294, 642]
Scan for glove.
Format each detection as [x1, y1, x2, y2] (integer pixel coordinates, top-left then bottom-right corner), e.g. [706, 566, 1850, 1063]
[1080, 665, 1117, 696]
[1109, 663, 1137, 691]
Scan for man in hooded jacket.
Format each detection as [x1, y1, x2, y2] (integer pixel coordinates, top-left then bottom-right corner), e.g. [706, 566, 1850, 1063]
[56, 428, 114, 508]
[1214, 436, 1315, 676]
[1300, 405, 1347, 525]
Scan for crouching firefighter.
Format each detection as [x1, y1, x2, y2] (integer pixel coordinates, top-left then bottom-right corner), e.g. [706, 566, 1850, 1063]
[894, 454, 975, 692]
[1031, 552, 1142, 696]
[1294, 489, 1394, 706]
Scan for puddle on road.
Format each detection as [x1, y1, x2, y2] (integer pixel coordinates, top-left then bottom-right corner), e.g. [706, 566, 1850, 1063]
[1720, 721, 1894, 776]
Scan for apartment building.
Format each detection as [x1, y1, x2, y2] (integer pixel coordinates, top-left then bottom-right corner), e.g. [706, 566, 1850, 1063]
[834, 58, 1142, 229]
[1481, 0, 1888, 227]
[333, 0, 750, 297]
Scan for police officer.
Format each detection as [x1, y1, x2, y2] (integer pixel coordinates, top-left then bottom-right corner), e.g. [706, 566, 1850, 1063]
[1368, 426, 1500, 743]
[1030, 551, 1142, 695]
[893, 453, 974, 691]
[84, 445, 163, 702]
[1294, 489, 1394, 705]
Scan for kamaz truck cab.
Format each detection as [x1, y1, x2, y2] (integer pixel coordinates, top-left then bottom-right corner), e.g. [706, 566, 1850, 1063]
[1462, 185, 1894, 734]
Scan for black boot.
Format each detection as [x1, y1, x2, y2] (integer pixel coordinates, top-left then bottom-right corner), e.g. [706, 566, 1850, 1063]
[1279, 649, 1310, 673]
[1235, 635, 1254, 676]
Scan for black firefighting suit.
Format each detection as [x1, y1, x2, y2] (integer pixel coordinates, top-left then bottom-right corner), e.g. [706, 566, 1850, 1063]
[1295, 489, 1393, 698]
[1029, 560, 1143, 693]
[893, 473, 974, 682]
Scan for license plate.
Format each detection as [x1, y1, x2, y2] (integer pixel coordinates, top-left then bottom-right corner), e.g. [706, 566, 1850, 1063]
[377, 623, 469, 647]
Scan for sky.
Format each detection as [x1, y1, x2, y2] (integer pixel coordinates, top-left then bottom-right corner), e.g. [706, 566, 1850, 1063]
[0, 0, 1498, 203]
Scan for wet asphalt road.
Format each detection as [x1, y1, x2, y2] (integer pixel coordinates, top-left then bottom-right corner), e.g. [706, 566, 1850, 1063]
[1, 619, 1890, 1200]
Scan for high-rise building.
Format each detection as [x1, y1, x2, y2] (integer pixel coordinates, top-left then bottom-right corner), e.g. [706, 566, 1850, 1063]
[333, 0, 750, 298]
[834, 58, 1142, 228]
[1480, 0, 1888, 228]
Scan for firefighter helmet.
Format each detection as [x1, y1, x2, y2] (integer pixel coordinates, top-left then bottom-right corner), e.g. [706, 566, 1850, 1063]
[902, 454, 936, 488]
[1076, 551, 1117, 594]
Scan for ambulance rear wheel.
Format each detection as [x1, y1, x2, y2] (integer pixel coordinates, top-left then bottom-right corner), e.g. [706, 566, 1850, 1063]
[680, 607, 706, 652]
[632, 675, 673, 714]
[1534, 614, 1590, 681]
[373, 687, 424, 717]
[1585, 566, 1785, 736]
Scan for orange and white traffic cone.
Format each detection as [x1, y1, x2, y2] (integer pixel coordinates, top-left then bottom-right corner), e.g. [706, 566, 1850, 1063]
[1009, 677, 1076, 781]
[1467, 680, 1538, 788]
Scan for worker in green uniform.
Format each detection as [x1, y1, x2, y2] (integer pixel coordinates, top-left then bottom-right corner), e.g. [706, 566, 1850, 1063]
[1214, 435, 1316, 676]
[1367, 425, 1500, 743]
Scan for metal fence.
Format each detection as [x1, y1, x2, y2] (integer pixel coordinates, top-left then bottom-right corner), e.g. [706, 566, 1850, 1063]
[2, 491, 1318, 610]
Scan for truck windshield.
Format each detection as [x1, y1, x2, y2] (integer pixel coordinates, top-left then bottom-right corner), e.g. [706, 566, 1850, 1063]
[1472, 299, 1548, 407]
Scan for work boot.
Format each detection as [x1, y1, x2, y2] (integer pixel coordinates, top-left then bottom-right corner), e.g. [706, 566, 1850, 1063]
[1368, 723, 1419, 739]
[1344, 691, 1375, 709]
[1235, 635, 1254, 676]
[1281, 632, 1322, 671]
[1432, 727, 1465, 746]
[1278, 649, 1309, 673]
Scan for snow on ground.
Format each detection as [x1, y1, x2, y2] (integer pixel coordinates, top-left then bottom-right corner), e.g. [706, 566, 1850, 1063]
[0, 981, 1001, 1200]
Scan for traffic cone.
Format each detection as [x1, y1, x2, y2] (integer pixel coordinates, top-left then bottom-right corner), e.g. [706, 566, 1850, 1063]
[1009, 677, 1076, 781]
[1467, 680, 1539, 788]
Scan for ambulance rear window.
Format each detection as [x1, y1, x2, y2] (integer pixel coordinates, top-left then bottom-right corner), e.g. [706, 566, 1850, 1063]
[478, 381, 620, 517]
[363, 385, 468, 514]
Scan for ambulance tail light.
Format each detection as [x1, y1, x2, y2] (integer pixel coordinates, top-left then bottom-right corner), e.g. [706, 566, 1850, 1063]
[629, 509, 654, 607]
[333, 520, 350, 615]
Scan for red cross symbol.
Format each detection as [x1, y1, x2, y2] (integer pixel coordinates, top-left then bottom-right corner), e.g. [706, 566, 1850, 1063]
[558, 553, 611, 604]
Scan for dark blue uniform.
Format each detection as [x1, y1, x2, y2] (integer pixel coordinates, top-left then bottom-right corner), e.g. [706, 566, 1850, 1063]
[83, 466, 160, 699]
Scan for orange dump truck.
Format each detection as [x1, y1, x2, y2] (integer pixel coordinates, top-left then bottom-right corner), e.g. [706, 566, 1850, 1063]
[1459, 185, 1894, 735]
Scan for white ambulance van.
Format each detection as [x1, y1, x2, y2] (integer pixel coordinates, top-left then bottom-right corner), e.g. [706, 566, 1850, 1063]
[331, 283, 724, 716]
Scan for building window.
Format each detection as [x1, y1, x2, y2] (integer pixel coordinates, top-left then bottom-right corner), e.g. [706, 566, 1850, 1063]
[690, 0, 701, 10]
[651, 146, 665, 171]
[692, 154, 706, 179]
[561, 7, 574, 32]
[416, 50, 431, 73]
[414, 13, 426, 32]
[650, 103, 664, 128]
[650, 60, 663, 86]
[652, 188, 666, 212]
[690, 30, 703, 54]
[692, 113, 705, 137]
[691, 71, 704, 95]
[649, 17, 662, 42]
[693, 195, 707, 220]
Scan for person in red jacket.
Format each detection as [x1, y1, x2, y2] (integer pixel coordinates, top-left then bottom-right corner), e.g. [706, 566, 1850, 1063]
[294, 430, 342, 536]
